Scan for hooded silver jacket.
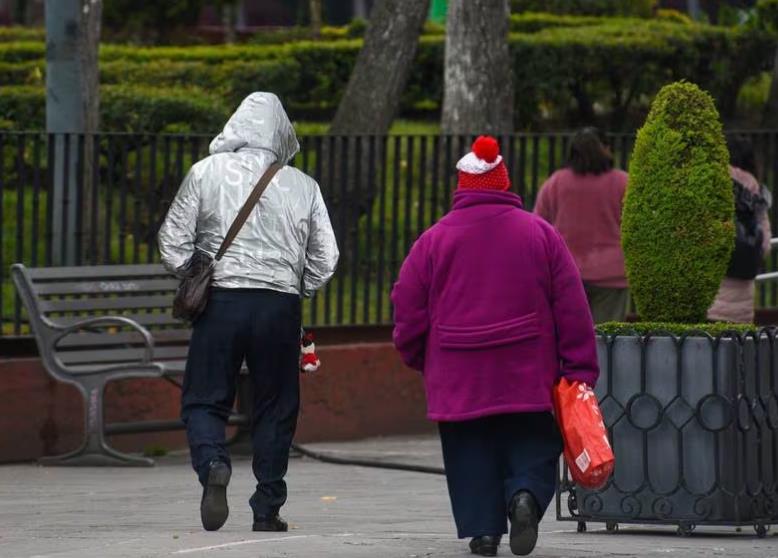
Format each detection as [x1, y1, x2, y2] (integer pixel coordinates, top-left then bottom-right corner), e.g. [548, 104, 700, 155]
[158, 92, 339, 296]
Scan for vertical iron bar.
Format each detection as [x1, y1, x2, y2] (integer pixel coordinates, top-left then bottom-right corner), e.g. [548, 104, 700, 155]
[119, 137, 129, 264]
[418, 136, 427, 235]
[324, 135, 334, 325]
[376, 136, 388, 324]
[104, 135, 115, 263]
[519, 136, 527, 202]
[133, 135, 143, 263]
[90, 134, 100, 264]
[531, 135, 540, 204]
[148, 135, 158, 263]
[45, 134, 54, 265]
[389, 136, 401, 318]
[311, 135, 323, 325]
[75, 134, 85, 265]
[363, 136, 375, 324]
[444, 135, 453, 208]
[14, 135, 25, 334]
[32, 134, 41, 267]
[0, 134, 4, 334]
[337, 136, 347, 325]
[61, 134, 71, 262]
[350, 137, 360, 324]
[431, 135, 440, 222]
[404, 136, 414, 252]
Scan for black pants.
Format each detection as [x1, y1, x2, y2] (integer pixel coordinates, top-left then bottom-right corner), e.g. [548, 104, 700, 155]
[181, 289, 301, 520]
[438, 412, 563, 539]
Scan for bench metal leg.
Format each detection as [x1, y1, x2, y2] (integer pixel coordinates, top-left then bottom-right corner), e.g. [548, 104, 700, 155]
[39, 379, 154, 467]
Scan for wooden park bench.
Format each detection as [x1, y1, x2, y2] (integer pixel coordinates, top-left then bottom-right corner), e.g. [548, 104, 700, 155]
[11, 263, 248, 467]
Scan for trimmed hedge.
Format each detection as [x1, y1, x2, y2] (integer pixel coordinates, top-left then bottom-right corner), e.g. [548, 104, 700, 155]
[597, 322, 757, 336]
[0, 19, 773, 130]
[622, 81, 734, 323]
[0, 85, 228, 133]
[0, 27, 45, 42]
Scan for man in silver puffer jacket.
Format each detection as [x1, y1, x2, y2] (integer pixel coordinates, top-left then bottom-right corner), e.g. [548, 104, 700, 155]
[158, 92, 338, 533]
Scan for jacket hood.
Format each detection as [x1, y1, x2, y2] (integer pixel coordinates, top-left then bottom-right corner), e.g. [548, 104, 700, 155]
[209, 92, 299, 164]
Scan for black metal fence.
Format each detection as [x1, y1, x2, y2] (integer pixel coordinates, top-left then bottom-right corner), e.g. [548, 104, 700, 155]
[2, 130, 778, 336]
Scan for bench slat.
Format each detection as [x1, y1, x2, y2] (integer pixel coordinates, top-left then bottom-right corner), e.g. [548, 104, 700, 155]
[58, 345, 190, 365]
[40, 295, 175, 313]
[52, 313, 184, 329]
[56, 328, 192, 348]
[27, 264, 169, 280]
[35, 278, 179, 296]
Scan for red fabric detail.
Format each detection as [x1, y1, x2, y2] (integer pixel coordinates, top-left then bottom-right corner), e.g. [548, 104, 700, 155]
[458, 163, 511, 191]
[472, 135, 500, 163]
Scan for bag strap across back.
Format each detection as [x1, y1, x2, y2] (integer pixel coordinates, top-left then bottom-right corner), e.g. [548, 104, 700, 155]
[215, 162, 283, 261]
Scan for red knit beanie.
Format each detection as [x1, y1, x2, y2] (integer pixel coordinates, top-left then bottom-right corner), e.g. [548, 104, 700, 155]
[457, 136, 511, 191]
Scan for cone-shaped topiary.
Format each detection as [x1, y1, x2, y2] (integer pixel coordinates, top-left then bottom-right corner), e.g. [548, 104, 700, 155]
[622, 81, 734, 323]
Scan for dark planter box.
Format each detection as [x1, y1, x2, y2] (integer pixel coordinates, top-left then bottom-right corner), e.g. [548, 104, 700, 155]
[557, 331, 778, 536]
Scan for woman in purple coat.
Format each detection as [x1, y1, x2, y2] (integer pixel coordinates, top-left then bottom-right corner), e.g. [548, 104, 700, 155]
[392, 137, 599, 557]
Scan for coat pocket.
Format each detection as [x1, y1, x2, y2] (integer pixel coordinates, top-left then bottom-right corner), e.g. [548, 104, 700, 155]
[437, 313, 540, 350]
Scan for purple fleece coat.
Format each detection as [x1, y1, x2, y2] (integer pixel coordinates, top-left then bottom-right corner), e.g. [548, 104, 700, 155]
[391, 190, 599, 422]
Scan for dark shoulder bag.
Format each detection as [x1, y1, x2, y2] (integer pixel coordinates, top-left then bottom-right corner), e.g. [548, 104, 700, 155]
[726, 178, 768, 280]
[172, 163, 283, 322]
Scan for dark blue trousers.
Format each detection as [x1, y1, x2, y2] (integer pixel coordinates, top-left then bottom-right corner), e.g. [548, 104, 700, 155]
[181, 289, 301, 520]
[438, 412, 562, 539]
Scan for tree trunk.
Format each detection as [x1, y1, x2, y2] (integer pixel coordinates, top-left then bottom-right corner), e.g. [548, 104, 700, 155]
[329, 0, 430, 135]
[441, 0, 514, 135]
[762, 46, 778, 128]
[310, 0, 323, 39]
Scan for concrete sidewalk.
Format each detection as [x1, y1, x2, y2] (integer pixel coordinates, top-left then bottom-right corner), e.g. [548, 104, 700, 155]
[0, 436, 775, 558]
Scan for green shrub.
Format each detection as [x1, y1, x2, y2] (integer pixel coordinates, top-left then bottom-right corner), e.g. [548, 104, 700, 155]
[622, 81, 734, 323]
[0, 85, 228, 132]
[757, 0, 778, 32]
[655, 9, 693, 25]
[0, 20, 772, 130]
[510, 12, 614, 33]
[0, 41, 44, 63]
[0, 27, 44, 42]
[512, 0, 656, 17]
[597, 322, 757, 336]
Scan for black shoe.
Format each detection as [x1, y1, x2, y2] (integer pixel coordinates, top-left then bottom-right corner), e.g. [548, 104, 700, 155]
[252, 515, 288, 532]
[509, 491, 539, 556]
[200, 461, 231, 531]
[469, 535, 501, 556]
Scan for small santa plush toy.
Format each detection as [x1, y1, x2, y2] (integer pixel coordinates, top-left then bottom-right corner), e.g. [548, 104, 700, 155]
[300, 329, 320, 373]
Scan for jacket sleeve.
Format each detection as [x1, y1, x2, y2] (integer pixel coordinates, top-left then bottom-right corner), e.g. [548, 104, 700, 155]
[302, 184, 339, 297]
[158, 168, 200, 275]
[546, 226, 600, 387]
[391, 239, 430, 372]
[534, 174, 556, 222]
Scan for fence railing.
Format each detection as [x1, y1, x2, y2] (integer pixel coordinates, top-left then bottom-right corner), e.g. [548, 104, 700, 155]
[2, 130, 778, 337]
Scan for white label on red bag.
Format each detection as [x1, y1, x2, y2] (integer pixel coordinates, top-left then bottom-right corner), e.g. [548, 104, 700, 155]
[575, 448, 591, 473]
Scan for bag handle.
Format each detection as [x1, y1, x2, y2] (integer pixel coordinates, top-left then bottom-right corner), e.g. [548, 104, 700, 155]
[215, 162, 283, 261]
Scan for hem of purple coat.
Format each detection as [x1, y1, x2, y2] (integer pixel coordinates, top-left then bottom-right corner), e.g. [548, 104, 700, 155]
[428, 402, 554, 422]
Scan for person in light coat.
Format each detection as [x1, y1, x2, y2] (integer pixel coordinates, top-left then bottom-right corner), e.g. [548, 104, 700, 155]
[158, 92, 338, 533]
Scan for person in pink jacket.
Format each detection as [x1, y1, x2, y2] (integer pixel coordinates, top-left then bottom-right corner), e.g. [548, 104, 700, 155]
[534, 128, 629, 323]
[391, 136, 599, 557]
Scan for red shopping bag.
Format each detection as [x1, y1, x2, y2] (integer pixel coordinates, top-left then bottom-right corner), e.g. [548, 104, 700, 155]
[553, 378, 615, 490]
